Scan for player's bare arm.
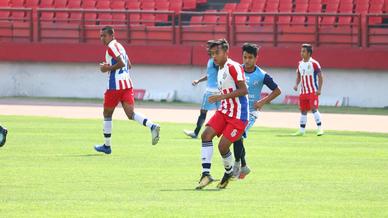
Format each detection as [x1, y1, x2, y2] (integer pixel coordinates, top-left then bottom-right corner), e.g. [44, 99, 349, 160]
[100, 55, 126, 73]
[192, 75, 208, 86]
[293, 69, 301, 91]
[208, 81, 248, 103]
[316, 71, 323, 96]
[254, 87, 281, 110]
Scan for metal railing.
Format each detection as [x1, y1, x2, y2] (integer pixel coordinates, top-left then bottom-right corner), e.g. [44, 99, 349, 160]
[0, 8, 33, 42]
[0, 7, 387, 48]
[37, 9, 176, 44]
[231, 12, 362, 47]
[365, 13, 388, 47]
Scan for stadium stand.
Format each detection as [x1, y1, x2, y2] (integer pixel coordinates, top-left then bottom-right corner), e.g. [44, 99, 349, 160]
[0, 0, 387, 58]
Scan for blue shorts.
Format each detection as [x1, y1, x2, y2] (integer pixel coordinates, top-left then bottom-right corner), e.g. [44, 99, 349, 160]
[201, 91, 221, 111]
[242, 111, 259, 138]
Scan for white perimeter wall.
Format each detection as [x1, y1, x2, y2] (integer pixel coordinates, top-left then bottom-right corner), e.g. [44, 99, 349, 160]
[0, 62, 387, 107]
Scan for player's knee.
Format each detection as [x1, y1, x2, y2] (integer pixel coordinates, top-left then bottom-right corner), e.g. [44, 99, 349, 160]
[218, 143, 228, 155]
[201, 129, 212, 141]
[301, 111, 308, 115]
[103, 110, 113, 118]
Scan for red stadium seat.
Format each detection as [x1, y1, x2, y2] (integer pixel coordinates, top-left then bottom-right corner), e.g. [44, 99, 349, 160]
[251, 2, 265, 12]
[169, 1, 182, 14]
[295, 0, 308, 4]
[308, 3, 322, 12]
[291, 15, 306, 25]
[68, 0, 81, 8]
[54, 0, 67, 8]
[369, 3, 384, 25]
[155, 2, 170, 22]
[325, 2, 339, 12]
[11, 0, 25, 7]
[96, 1, 110, 9]
[236, 3, 250, 10]
[98, 13, 112, 25]
[339, 3, 353, 13]
[203, 10, 217, 24]
[111, 1, 125, 10]
[25, 0, 39, 8]
[82, 0, 96, 9]
[126, 2, 140, 10]
[142, 2, 155, 10]
[85, 12, 97, 25]
[183, 0, 196, 10]
[223, 3, 237, 13]
[112, 13, 126, 24]
[141, 13, 155, 26]
[40, 0, 54, 7]
[295, 4, 308, 12]
[190, 15, 202, 25]
[129, 13, 141, 25]
[248, 15, 262, 26]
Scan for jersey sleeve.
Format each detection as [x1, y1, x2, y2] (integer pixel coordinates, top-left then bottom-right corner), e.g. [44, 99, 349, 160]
[263, 74, 278, 91]
[229, 64, 245, 84]
[312, 61, 322, 74]
[108, 43, 122, 60]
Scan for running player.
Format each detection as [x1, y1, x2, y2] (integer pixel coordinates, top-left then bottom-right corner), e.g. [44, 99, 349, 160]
[183, 40, 220, 138]
[196, 39, 248, 190]
[232, 43, 281, 179]
[94, 26, 160, 154]
[293, 44, 324, 136]
[0, 125, 7, 147]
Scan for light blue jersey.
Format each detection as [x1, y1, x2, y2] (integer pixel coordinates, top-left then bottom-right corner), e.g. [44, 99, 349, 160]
[201, 58, 220, 110]
[206, 58, 218, 91]
[244, 65, 278, 137]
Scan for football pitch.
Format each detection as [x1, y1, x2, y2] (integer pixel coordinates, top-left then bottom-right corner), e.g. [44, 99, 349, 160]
[1, 115, 387, 217]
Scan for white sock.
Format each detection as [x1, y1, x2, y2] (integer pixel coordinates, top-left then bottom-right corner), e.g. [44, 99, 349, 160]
[201, 141, 213, 174]
[313, 110, 322, 131]
[103, 117, 112, 146]
[300, 114, 307, 133]
[133, 113, 155, 129]
[222, 151, 234, 174]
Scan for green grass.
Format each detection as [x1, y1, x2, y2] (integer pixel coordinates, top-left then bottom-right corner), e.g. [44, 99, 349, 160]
[0, 115, 388, 217]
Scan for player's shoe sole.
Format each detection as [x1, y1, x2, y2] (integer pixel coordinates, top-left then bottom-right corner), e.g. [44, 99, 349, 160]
[195, 173, 214, 190]
[217, 172, 233, 189]
[151, 124, 160, 145]
[183, 130, 198, 139]
[317, 130, 324, 136]
[239, 166, 251, 179]
[0, 126, 8, 147]
[291, 131, 305, 136]
[94, 144, 111, 154]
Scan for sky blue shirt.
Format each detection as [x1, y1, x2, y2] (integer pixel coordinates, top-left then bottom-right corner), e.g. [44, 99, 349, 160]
[206, 58, 218, 90]
[245, 65, 278, 111]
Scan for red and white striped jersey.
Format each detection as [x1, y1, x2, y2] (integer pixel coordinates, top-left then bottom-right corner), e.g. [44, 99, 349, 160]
[297, 57, 322, 94]
[217, 58, 249, 121]
[105, 39, 133, 90]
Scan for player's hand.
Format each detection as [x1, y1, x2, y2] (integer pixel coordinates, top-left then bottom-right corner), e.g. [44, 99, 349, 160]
[192, 80, 199, 86]
[208, 95, 223, 103]
[254, 100, 266, 111]
[100, 63, 111, 73]
[316, 90, 321, 96]
[293, 85, 298, 91]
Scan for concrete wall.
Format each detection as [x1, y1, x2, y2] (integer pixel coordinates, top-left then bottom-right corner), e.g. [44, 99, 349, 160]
[0, 62, 387, 107]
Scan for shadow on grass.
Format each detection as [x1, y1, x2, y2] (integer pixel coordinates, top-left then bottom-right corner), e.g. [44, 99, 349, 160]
[160, 188, 221, 192]
[59, 154, 105, 157]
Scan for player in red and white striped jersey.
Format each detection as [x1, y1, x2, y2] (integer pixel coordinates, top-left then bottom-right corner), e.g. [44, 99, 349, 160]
[94, 26, 160, 155]
[293, 44, 324, 136]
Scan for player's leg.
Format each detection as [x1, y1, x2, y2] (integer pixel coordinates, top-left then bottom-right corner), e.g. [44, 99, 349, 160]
[122, 102, 160, 145]
[196, 112, 225, 190]
[196, 126, 217, 190]
[217, 119, 246, 189]
[94, 90, 119, 154]
[184, 109, 207, 138]
[293, 95, 308, 136]
[311, 95, 323, 136]
[121, 89, 160, 145]
[0, 125, 8, 147]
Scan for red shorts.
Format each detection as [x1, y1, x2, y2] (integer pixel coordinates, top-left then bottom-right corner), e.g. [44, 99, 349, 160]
[299, 93, 319, 111]
[206, 111, 248, 143]
[104, 88, 134, 108]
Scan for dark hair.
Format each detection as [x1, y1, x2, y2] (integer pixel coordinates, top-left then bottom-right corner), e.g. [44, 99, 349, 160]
[302, 43, 313, 55]
[207, 38, 229, 51]
[101, 26, 114, 35]
[242, 43, 259, 57]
